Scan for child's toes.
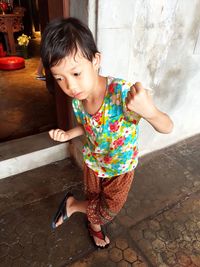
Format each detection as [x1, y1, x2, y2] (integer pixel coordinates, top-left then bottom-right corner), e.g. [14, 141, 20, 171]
[55, 217, 63, 227]
[97, 239, 105, 247]
[96, 236, 110, 247]
[103, 236, 110, 247]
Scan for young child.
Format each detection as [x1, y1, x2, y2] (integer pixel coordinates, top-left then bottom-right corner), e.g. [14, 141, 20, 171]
[40, 17, 173, 248]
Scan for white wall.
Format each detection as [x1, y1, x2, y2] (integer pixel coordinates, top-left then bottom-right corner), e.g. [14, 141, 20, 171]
[70, 0, 88, 25]
[95, 0, 200, 154]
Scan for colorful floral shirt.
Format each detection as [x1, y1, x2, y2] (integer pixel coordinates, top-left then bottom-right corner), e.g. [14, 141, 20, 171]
[72, 77, 141, 178]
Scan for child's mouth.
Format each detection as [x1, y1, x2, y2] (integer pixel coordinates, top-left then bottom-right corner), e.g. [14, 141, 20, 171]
[74, 92, 83, 99]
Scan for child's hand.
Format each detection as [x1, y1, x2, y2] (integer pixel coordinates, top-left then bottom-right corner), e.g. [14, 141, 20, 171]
[125, 82, 157, 119]
[49, 129, 69, 142]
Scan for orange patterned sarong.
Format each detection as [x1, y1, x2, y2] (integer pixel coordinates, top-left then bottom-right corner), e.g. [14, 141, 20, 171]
[83, 164, 134, 225]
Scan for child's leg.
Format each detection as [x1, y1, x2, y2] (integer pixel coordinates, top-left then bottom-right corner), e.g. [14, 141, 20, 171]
[85, 167, 134, 225]
[55, 164, 134, 247]
[84, 165, 134, 247]
[81, 163, 110, 247]
[36, 58, 45, 78]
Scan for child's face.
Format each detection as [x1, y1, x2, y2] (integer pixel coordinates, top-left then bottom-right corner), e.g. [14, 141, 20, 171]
[50, 50, 100, 100]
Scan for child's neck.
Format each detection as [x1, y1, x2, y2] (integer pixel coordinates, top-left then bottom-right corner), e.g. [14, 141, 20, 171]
[83, 75, 107, 115]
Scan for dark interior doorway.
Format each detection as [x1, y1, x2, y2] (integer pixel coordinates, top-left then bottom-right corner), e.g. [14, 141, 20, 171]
[0, 0, 57, 142]
[0, 0, 72, 142]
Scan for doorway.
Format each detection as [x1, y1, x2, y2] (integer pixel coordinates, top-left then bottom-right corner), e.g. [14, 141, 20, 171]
[0, 0, 57, 142]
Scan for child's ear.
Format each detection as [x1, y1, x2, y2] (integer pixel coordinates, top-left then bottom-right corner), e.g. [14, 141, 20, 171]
[93, 53, 101, 70]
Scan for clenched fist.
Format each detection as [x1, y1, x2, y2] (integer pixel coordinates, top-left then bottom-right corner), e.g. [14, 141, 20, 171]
[125, 82, 157, 119]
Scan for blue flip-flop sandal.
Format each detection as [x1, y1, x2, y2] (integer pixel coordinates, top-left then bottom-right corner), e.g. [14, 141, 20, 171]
[36, 75, 46, 81]
[51, 192, 73, 229]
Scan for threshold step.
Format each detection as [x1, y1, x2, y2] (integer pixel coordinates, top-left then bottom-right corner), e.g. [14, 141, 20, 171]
[0, 132, 69, 179]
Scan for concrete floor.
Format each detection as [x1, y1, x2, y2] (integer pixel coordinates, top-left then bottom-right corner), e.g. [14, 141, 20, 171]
[0, 37, 57, 142]
[0, 134, 199, 267]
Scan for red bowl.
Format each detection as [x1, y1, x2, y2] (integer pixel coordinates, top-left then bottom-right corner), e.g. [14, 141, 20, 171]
[0, 56, 25, 70]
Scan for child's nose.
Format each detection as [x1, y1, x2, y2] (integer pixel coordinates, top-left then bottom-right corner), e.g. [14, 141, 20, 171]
[68, 85, 77, 95]
[65, 78, 77, 93]
[67, 81, 73, 90]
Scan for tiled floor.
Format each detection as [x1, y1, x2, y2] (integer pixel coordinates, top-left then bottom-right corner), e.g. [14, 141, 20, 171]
[0, 134, 199, 266]
[0, 37, 57, 142]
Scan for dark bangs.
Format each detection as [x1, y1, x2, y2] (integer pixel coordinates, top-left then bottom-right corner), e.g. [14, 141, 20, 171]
[41, 17, 99, 69]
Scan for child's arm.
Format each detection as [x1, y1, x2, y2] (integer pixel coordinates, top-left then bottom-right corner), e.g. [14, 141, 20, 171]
[49, 125, 85, 142]
[125, 82, 173, 134]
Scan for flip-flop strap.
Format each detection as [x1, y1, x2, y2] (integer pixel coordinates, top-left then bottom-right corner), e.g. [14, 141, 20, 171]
[88, 224, 105, 240]
[61, 201, 68, 221]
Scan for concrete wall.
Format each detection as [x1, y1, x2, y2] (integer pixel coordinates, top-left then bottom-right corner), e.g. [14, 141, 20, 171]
[70, 0, 88, 25]
[96, 0, 200, 154]
[71, 0, 200, 155]
[70, 0, 97, 39]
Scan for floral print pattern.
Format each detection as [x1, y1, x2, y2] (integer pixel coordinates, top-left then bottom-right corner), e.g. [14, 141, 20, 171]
[72, 77, 141, 178]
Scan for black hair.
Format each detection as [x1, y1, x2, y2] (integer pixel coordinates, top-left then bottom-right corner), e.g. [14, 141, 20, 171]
[40, 17, 99, 69]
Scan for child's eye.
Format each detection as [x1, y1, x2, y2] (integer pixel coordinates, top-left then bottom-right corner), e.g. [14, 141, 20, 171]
[55, 77, 63, 81]
[74, 72, 81, 77]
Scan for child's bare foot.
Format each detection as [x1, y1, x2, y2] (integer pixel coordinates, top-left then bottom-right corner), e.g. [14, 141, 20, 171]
[89, 223, 110, 248]
[55, 196, 74, 227]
